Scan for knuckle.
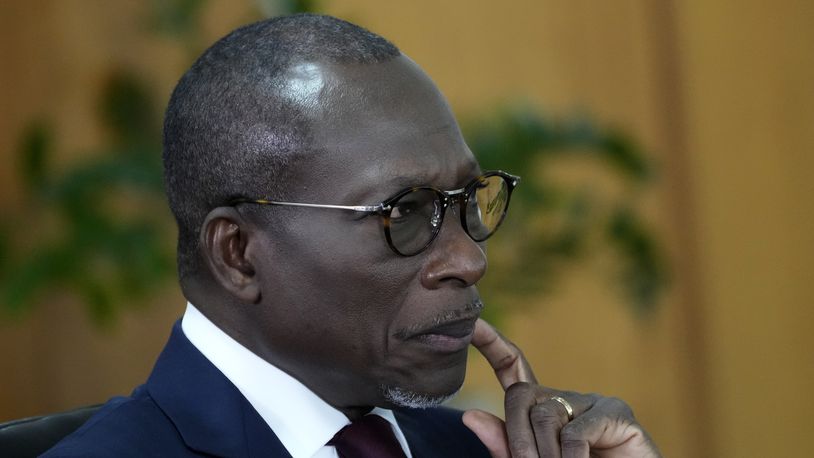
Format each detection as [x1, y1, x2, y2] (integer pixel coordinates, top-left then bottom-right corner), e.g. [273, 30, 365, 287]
[607, 396, 634, 416]
[599, 395, 634, 419]
[606, 395, 624, 405]
[560, 423, 584, 441]
[494, 345, 525, 372]
[509, 439, 536, 457]
[506, 381, 534, 394]
[560, 437, 587, 451]
[530, 403, 564, 427]
[505, 382, 535, 406]
[507, 340, 526, 357]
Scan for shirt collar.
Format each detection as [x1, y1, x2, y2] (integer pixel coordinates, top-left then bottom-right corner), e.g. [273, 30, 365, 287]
[181, 302, 412, 458]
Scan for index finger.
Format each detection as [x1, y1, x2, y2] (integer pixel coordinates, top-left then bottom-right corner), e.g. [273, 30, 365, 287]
[470, 318, 537, 389]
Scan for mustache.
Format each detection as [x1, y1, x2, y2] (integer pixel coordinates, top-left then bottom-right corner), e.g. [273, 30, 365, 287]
[394, 299, 484, 339]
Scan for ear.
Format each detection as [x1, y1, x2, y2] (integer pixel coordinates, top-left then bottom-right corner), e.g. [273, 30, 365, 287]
[199, 207, 262, 303]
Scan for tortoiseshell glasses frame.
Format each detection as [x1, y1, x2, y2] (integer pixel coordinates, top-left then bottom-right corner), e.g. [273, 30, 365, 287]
[229, 170, 520, 256]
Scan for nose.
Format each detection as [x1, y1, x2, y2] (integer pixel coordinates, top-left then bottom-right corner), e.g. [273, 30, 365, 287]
[419, 207, 488, 289]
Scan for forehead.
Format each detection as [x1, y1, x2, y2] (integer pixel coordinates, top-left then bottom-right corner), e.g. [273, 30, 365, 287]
[295, 56, 479, 198]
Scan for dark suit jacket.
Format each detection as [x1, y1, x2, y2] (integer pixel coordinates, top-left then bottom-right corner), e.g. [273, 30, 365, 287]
[43, 322, 490, 457]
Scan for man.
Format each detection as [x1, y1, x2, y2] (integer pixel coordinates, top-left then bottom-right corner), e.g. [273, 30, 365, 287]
[45, 14, 660, 457]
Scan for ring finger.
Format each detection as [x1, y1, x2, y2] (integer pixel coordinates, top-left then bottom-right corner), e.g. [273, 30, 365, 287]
[530, 391, 595, 457]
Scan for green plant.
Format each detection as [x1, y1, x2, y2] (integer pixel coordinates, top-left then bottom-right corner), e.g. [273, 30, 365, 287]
[0, 0, 322, 324]
[0, 2, 666, 324]
[1, 73, 174, 323]
[467, 106, 667, 320]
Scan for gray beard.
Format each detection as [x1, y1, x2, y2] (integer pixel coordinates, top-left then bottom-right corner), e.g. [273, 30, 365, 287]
[380, 385, 460, 409]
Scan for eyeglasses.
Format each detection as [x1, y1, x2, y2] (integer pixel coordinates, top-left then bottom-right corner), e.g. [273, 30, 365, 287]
[230, 170, 520, 256]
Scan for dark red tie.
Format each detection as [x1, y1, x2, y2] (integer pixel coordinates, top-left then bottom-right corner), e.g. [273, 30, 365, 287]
[328, 414, 407, 458]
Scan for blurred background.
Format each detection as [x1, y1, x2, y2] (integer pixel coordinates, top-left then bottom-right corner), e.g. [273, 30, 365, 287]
[1, 1, 812, 456]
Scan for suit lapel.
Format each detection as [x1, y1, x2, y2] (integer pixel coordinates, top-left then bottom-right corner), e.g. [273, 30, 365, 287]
[395, 408, 442, 458]
[395, 407, 490, 458]
[146, 321, 292, 457]
[143, 323, 487, 457]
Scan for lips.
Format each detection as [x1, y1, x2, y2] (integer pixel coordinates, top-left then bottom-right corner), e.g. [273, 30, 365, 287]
[416, 318, 477, 339]
[405, 316, 478, 353]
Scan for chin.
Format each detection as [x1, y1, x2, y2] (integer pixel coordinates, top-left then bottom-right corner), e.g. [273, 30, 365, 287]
[374, 344, 470, 408]
[378, 364, 467, 409]
[380, 384, 461, 409]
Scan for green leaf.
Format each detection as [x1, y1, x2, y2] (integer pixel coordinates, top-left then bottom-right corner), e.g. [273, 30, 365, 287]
[596, 129, 651, 182]
[98, 71, 159, 146]
[464, 105, 668, 317]
[284, 0, 321, 13]
[17, 120, 52, 191]
[147, 0, 208, 38]
[606, 207, 669, 315]
[1, 246, 74, 316]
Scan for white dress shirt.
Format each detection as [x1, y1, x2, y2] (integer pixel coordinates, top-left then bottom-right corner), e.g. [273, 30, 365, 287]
[181, 302, 413, 458]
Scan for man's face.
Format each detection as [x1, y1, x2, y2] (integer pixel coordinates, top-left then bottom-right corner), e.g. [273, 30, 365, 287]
[244, 55, 488, 411]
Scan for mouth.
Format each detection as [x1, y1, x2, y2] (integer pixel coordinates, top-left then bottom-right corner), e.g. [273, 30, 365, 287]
[412, 318, 477, 352]
[398, 300, 482, 353]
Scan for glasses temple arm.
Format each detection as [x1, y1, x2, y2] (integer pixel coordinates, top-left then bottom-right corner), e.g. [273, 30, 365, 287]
[231, 198, 383, 213]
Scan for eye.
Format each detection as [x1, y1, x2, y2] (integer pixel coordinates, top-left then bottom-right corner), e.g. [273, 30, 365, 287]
[388, 189, 439, 224]
[390, 200, 420, 221]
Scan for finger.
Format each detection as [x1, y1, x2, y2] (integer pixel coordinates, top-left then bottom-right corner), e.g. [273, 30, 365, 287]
[530, 392, 598, 458]
[529, 398, 570, 458]
[504, 382, 540, 458]
[558, 407, 605, 458]
[559, 420, 590, 458]
[470, 318, 537, 389]
[462, 409, 511, 458]
[559, 397, 660, 457]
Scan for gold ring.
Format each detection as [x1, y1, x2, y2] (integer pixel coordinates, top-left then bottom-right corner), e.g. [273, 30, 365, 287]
[549, 396, 574, 421]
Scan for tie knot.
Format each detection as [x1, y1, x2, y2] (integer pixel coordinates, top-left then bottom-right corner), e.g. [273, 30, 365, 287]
[329, 414, 406, 458]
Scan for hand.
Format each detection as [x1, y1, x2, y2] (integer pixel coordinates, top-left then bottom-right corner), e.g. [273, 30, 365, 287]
[462, 319, 661, 458]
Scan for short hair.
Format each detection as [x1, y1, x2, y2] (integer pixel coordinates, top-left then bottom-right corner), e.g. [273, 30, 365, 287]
[163, 14, 400, 280]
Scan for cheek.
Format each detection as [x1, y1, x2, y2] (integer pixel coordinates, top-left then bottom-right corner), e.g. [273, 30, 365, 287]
[271, 219, 419, 337]
[265, 212, 425, 334]
[278, 212, 416, 301]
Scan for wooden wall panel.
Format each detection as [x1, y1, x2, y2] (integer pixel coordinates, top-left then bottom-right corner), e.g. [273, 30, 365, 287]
[2, 1, 812, 456]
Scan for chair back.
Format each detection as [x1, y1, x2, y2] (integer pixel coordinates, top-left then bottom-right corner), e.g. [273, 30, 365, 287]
[0, 405, 101, 458]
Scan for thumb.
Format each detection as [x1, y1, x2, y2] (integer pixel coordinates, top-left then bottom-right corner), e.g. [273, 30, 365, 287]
[462, 409, 510, 458]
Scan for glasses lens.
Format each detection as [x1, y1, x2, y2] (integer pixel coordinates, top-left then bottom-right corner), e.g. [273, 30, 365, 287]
[466, 174, 510, 241]
[388, 189, 443, 255]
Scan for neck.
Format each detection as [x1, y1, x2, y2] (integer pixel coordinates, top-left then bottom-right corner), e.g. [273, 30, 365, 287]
[337, 405, 375, 421]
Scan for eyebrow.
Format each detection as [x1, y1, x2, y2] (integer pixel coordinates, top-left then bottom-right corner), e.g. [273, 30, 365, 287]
[385, 161, 482, 192]
[342, 160, 481, 206]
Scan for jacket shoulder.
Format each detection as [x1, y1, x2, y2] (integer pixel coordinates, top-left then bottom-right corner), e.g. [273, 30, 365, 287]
[42, 388, 196, 457]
